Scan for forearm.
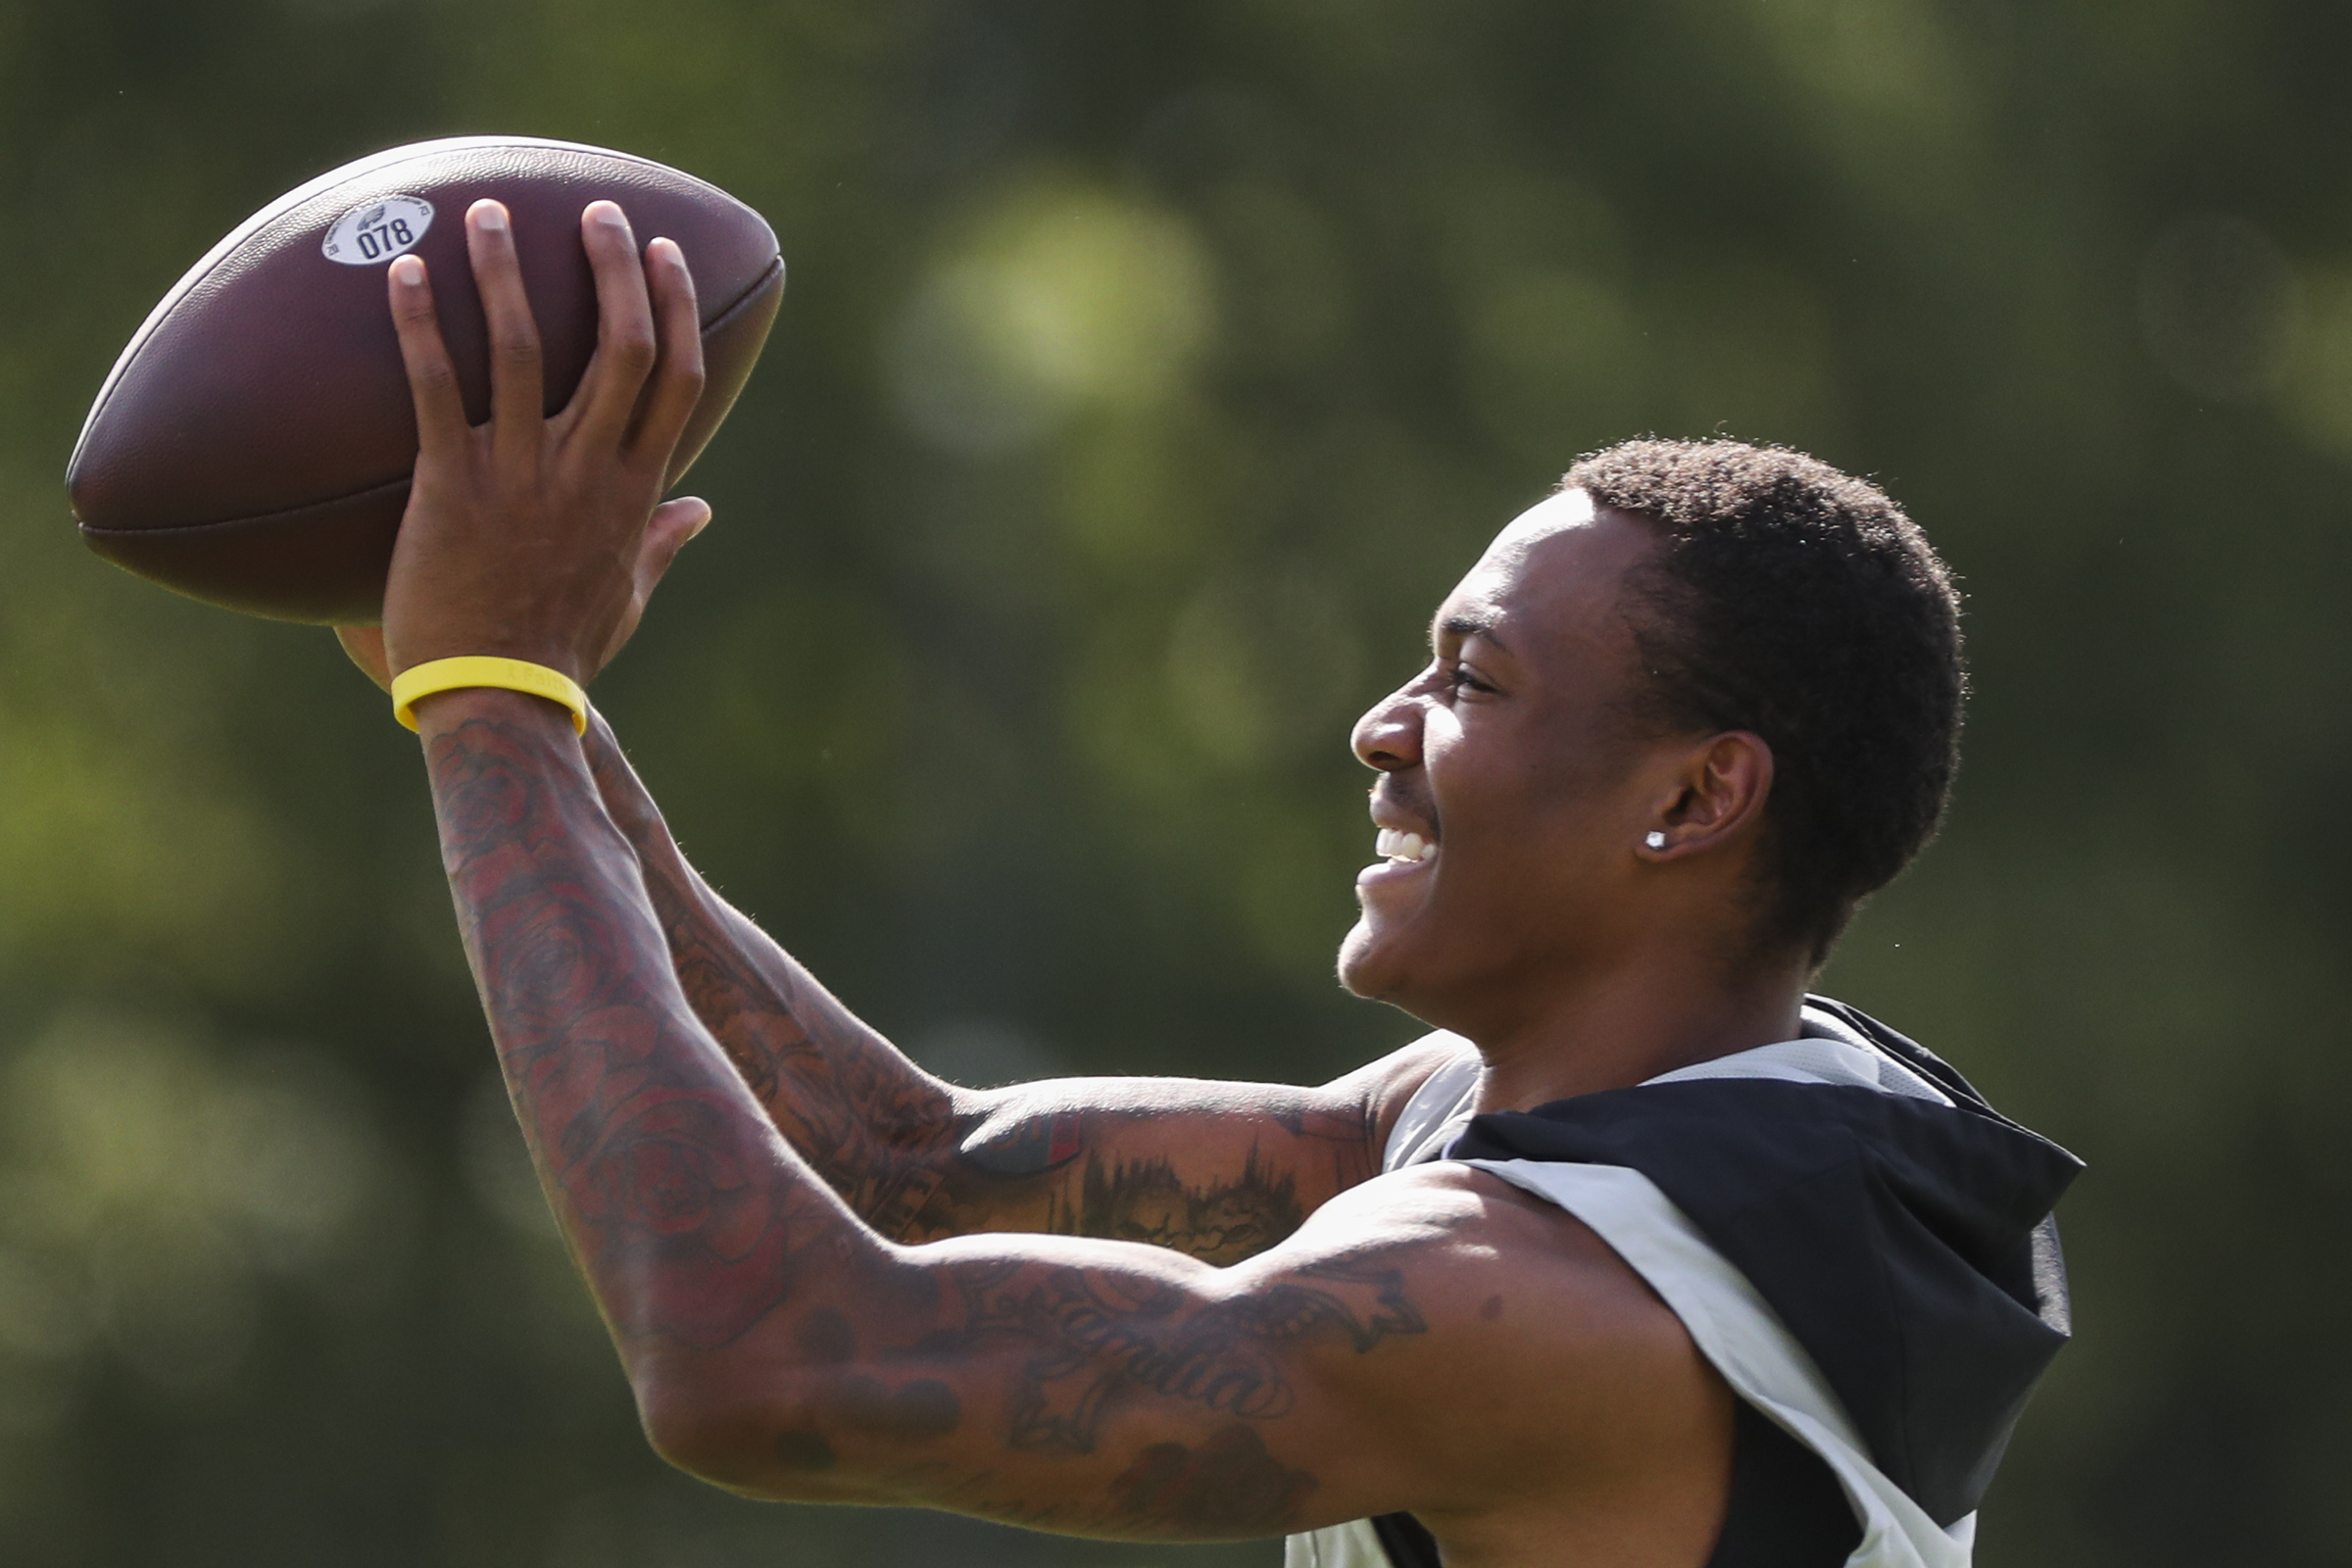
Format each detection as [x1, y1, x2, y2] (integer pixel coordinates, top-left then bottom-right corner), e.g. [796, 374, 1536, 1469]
[423, 690, 889, 1349]
[416, 692, 1410, 1538]
[581, 710, 974, 1238]
[579, 713, 1394, 1263]
[362, 202, 1484, 1539]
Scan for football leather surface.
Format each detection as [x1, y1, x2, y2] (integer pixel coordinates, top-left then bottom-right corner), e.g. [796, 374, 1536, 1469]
[68, 136, 785, 624]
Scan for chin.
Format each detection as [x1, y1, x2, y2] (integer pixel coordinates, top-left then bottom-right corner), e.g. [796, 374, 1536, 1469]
[1336, 916, 1407, 1004]
[1336, 931, 1376, 1000]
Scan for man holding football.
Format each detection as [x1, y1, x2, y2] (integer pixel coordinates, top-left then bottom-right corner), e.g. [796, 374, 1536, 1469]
[342, 195, 2078, 1568]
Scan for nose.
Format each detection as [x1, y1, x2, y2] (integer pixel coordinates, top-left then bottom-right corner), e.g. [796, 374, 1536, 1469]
[1351, 682, 1424, 773]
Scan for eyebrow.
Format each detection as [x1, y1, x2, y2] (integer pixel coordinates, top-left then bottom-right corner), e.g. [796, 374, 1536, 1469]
[1437, 611, 1510, 653]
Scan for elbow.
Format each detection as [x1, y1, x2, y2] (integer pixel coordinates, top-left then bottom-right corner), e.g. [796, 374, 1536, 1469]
[633, 1364, 883, 1504]
[637, 1374, 748, 1490]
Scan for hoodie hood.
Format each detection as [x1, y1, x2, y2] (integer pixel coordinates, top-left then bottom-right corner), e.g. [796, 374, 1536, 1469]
[1445, 996, 2082, 1528]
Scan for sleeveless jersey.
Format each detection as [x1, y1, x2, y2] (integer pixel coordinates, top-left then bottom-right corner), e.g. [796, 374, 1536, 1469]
[1283, 998, 2079, 1568]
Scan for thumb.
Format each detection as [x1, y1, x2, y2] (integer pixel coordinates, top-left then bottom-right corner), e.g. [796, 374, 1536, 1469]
[637, 496, 712, 597]
[598, 498, 712, 674]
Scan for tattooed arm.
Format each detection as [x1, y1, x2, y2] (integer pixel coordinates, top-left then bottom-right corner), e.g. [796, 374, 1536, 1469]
[374, 200, 1728, 1552]
[426, 692, 1725, 1546]
[583, 710, 1461, 1262]
[332, 183, 1448, 1269]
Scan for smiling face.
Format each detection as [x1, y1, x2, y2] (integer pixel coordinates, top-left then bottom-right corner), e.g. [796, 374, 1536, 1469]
[1338, 490, 1694, 1031]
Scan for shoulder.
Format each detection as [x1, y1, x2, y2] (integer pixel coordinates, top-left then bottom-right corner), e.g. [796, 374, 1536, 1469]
[1272, 1160, 1708, 1369]
[1214, 1159, 1732, 1519]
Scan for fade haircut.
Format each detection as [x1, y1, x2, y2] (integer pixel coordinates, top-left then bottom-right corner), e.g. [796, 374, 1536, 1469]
[1562, 438, 1964, 964]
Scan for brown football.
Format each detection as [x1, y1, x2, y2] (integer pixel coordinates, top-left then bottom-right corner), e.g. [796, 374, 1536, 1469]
[67, 136, 785, 624]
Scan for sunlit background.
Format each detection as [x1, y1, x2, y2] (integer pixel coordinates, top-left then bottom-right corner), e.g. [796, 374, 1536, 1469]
[1, 2, 2347, 1564]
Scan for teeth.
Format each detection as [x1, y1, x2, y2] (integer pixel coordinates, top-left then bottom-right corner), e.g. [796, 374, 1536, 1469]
[1375, 828, 1434, 863]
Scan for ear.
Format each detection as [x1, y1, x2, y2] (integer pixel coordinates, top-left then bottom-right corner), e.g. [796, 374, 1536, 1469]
[1638, 731, 1773, 858]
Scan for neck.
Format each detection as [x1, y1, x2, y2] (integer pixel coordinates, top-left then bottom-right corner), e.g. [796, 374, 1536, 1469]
[1446, 946, 1813, 1112]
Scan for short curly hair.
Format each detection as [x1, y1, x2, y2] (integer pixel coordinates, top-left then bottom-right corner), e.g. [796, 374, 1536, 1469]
[1561, 439, 1965, 963]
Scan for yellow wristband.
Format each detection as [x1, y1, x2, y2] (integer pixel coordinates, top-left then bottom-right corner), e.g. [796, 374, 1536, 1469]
[391, 657, 589, 735]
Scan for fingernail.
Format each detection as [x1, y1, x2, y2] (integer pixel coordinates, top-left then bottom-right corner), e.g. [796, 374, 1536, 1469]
[391, 255, 424, 285]
[588, 200, 627, 227]
[472, 201, 507, 232]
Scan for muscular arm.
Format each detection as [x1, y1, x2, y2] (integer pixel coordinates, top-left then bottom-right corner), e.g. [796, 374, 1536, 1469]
[383, 203, 1723, 1549]
[336, 188, 1440, 1267]
[582, 710, 1455, 1262]
[428, 695, 1727, 1544]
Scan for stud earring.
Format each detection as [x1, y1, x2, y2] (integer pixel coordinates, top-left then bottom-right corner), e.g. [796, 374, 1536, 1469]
[1644, 831, 1667, 850]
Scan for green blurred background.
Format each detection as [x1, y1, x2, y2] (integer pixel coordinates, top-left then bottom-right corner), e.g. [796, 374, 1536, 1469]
[2, 0, 2345, 1563]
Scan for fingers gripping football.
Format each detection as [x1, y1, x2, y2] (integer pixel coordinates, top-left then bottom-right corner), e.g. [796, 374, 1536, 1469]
[634, 237, 709, 462]
[387, 256, 466, 450]
[376, 198, 708, 696]
[467, 202, 546, 458]
[572, 203, 662, 449]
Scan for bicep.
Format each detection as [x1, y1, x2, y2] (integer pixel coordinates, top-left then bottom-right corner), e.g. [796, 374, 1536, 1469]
[653, 1223, 1443, 1537]
[654, 1166, 1722, 1543]
[929, 1033, 1464, 1261]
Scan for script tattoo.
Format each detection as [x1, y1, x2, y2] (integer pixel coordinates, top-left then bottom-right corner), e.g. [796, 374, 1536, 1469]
[934, 1251, 1426, 1454]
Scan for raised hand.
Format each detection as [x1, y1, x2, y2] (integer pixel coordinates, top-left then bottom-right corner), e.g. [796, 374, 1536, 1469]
[376, 197, 711, 692]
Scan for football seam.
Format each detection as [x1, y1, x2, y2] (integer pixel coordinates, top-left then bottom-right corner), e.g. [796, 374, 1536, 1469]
[76, 471, 412, 542]
[74, 253, 783, 539]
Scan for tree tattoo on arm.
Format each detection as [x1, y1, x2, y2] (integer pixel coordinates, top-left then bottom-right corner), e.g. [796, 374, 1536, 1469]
[582, 717, 1384, 1262]
[429, 704, 1437, 1540]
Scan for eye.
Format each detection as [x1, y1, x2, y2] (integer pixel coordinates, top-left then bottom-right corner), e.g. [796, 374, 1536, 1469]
[1446, 662, 1495, 696]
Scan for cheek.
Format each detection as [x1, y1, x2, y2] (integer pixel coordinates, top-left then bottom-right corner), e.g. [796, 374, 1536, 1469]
[1425, 720, 1544, 842]
[1432, 727, 1624, 883]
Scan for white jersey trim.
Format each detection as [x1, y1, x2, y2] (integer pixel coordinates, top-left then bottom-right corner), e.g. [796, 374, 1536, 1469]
[1282, 1515, 1392, 1568]
[1642, 1022, 1954, 1107]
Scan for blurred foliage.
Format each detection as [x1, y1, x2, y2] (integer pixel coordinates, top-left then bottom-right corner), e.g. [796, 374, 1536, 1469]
[1, 0, 2347, 1563]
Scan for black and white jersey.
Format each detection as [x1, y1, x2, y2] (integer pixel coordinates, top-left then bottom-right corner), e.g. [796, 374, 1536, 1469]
[1285, 998, 2081, 1568]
